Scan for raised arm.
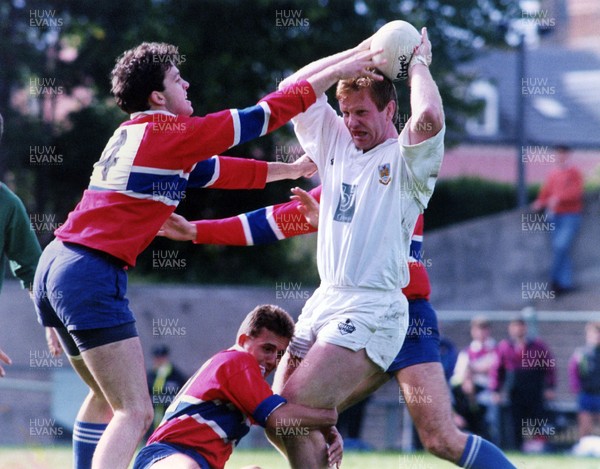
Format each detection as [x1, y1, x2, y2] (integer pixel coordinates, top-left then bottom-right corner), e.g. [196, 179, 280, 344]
[406, 27, 444, 145]
[279, 39, 383, 96]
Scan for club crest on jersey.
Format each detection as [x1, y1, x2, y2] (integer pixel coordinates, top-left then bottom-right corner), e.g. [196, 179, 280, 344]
[333, 183, 357, 223]
[338, 318, 356, 335]
[378, 163, 392, 185]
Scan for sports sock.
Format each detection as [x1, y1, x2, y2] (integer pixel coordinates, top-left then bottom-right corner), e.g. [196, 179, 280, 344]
[73, 421, 107, 469]
[458, 434, 517, 469]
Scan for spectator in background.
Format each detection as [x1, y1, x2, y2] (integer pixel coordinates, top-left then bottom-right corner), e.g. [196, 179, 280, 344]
[531, 145, 584, 295]
[0, 112, 43, 377]
[147, 344, 188, 433]
[569, 322, 600, 440]
[451, 316, 496, 441]
[490, 317, 556, 452]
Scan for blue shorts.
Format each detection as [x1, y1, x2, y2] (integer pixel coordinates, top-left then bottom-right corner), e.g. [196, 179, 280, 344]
[33, 239, 135, 333]
[134, 442, 210, 469]
[386, 298, 441, 374]
[578, 392, 600, 413]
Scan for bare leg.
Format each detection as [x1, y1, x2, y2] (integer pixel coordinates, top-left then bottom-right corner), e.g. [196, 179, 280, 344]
[150, 453, 201, 468]
[281, 342, 380, 469]
[338, 370, 390, 412]
[68, 355, 113, 424]
[577, 411, 594, 439]
[81, 337, 153, 469]
[397, 362, 467, 462]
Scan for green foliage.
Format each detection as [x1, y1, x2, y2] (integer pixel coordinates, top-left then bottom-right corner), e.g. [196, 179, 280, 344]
[1, 0, 519, 284]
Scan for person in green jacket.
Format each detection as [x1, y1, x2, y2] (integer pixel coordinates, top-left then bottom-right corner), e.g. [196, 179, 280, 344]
[0, 112, 42, 376]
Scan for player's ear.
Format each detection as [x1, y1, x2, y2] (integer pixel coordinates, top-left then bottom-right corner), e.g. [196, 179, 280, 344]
[237, 333, 249, 348]
[386, 99, 396, 121]
[148, 90, 165, 108]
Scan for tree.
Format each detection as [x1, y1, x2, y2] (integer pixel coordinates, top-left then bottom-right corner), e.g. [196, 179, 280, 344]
[3, 0, 518, 283]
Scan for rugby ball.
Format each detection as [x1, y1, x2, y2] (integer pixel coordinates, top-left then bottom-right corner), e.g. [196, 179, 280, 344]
[370, 20, 421, 81]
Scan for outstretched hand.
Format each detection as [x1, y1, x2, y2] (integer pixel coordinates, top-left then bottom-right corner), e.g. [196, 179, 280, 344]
[0, 347, 12, 377]
[157, 213, 196, 241]
[290, 186, 320, 228]
[46, 327, 63, 357]
[334, 48, 385, 82]
[324, 426, 344, 468]
[409, 27, 432, 72]
[291, 155, 318, 179]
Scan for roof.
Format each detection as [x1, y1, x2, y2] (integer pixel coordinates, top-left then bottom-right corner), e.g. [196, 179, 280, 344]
[462, 46, 600, 149]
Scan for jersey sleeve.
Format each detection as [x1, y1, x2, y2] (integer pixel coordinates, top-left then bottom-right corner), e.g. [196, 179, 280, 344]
[221, 355, 287, 427]
[193, 186, 321, 246]
[292, 94, 347, 173]
[182, 80, 317, 167]
[2, 187, 42, 289]
[187, 156, 268, 190]
[398, 123, 445, 210]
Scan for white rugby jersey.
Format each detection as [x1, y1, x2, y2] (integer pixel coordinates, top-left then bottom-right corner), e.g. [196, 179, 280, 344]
[293, 95, 444, 290]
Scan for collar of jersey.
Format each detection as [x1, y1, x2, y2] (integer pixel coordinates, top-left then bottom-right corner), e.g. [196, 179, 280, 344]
[130, 109, 177, 119]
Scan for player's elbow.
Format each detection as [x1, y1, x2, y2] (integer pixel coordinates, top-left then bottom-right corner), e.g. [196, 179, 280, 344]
[411, 105, 444, 136]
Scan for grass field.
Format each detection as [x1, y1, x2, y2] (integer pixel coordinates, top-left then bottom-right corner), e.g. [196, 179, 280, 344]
[0, 446, 599, 469]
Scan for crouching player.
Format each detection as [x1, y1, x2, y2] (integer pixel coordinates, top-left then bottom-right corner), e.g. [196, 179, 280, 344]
[133, 304, 340, 469]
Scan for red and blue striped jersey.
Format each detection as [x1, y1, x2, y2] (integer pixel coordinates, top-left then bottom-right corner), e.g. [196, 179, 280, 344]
[54, 81, 316, 266]
[147, 349, 286, 469]
[191, 186, 431, 300]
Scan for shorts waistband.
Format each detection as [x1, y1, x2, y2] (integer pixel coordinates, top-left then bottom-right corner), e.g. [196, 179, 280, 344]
[319, 283, 402, 295]
[62, 241, 127, 268]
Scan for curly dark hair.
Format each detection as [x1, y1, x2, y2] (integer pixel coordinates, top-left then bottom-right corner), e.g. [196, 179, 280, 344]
[110, 42, 182, 114]
[237, 304, 295, 340]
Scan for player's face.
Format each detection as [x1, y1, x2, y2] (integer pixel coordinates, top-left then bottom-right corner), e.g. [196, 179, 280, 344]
[158, 65, 193, 116]
[240, 329, 289, 378]
[339, 88, 393, 152]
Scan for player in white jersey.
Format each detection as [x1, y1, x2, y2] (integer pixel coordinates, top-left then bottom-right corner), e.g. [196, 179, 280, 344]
[269, 29, 445, 468]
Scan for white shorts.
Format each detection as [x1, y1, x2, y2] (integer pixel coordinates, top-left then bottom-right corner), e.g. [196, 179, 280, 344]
[288, 284, 409, 370]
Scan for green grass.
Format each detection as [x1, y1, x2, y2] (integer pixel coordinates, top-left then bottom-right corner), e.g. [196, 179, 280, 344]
[0, 446, 599, 469]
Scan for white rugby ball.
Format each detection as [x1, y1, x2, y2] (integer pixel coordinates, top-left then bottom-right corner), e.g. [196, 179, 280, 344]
[370, 20, 421, 81]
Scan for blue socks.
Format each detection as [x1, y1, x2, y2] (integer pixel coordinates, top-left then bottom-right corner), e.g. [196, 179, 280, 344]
[458, 434, 517, 469]
[73, 421, 108, 469]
